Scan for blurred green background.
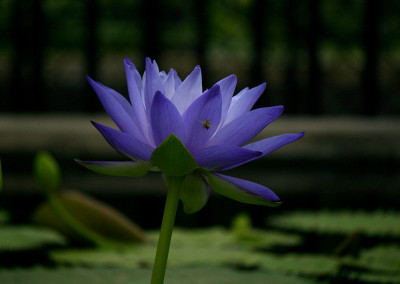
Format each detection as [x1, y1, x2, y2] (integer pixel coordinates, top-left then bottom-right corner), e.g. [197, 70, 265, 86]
[0, 0, 399, 225]
[1, 0, 400, 114]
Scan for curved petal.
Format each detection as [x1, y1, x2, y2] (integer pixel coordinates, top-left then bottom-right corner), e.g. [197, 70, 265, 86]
[208, 106, 284, 147]
[193, 145, 261, 171]
[214, 74, 237, 123]
[182, 85, 222, 152]
[87, 77, 146, 143]
[162, 69, 176, 99]
[244, 132, 305, 153]
[224, 83, 266, 126]
[220, 132, 305, 170]
[203, 172, 281, 206]
[124, 58, 150, 143]
[144, 57, 165, 112]
[172, 68, 182, 89]
[92, 121, 154, 162]
[178, 172, 210, 214]
[150, 91, 186, 146]
[171, 66, 202, 114]
[75, 160, 153, 177]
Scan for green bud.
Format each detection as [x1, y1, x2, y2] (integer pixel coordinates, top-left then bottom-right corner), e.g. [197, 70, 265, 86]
[34, 151, 61, 193]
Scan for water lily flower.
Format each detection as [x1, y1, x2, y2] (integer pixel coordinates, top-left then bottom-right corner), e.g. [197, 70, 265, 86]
[76, 58, 304, 214]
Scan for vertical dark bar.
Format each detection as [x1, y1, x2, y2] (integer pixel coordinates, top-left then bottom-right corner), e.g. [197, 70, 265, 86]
[10, 0, 44, 112]
[307, 0, 322, 114]
[285, 0, 300, 114]
[249, 0, 266, 89]
[142, 0, 161, 60]
[85, 0, 99, 112]
[195, 0, 209, 87]
[361, 0, 381, 115]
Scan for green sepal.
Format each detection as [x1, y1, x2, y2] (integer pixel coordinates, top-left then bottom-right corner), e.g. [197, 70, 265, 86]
[76, 160, 152, 177]
[34, 151, 61, 193]
[180, 172, 209, 214]
[151, 134, 199, 176]
[202, 171, 281, 207]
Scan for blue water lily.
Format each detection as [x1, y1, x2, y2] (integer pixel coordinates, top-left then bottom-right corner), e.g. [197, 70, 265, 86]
[76, 58, 304, 214]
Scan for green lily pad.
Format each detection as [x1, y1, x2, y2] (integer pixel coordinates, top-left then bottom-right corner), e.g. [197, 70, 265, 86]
[151, 134, 199, 176]
[0, 266, 318, 284]
[347, 245, 400, 273]
[50, 227, 336, 276]
[269, 211, 400, 236]
[0, 225, 66, 251]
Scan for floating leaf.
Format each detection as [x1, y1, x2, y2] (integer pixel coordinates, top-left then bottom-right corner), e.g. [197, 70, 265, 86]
[269, 211, 400, 236]
[0, 266, 316, 284]
[50, 227, 331, 276]
[0, 226, 66, 251]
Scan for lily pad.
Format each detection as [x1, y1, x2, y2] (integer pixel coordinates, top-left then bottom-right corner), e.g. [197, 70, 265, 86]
[0, 226, 66, 251]
[0, 266, 318, 284]
[269, 211, 400, 236]
[347, 245, 400, 273]
[50, 227, 336, 276]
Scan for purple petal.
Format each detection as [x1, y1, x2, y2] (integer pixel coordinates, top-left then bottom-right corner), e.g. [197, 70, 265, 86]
[150, 91, 186, 146]
[144, 57, 165, 112]
[182, 85, 222, 152]
[124, 58, 151, 143]
[75, 159, 152, 177]
[92, 121, 154, 162]
[208, 106, 284, 147]
[171, 66, 202, 114]
[172, 68, 182, 89]
[220, 132, 305, 170]
[204, 172, 281, 205]
[214, 74, 237, 123]
[193, 145, 261, 170]
[224, 83, 266, 126]
[87, 77, 147, 143]
[162, 69, 176, 99]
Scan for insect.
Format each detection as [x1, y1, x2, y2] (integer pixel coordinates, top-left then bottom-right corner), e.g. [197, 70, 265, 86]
[201, 119, 212, 130]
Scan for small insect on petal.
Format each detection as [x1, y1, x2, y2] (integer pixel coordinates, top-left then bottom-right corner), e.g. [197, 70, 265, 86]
[201, 120, 212, 130]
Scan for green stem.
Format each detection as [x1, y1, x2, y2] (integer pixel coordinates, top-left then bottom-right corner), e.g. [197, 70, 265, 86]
[151, 175, 183, 284]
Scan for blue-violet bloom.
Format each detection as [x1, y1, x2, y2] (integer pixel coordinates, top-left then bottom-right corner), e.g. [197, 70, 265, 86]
[76, 58, 304, 214]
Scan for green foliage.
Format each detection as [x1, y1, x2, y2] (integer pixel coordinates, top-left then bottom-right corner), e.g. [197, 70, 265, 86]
[33, 191, 147, 244]
[0, 267, 316, 284]
[179, 172, 209, 214]
[76, 160, 153, 177]
[50, 227, 318, 274]
[269, 210, 400, 237]
[33, 151, 61, 194]
[0, 226, 66, 251]
[151, 134, 199, 176]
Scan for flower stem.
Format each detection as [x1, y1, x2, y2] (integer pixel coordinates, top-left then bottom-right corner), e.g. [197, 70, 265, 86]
[151, 175, 183, 284]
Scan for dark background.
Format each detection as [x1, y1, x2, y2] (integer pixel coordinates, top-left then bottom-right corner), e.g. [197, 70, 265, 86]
[1, 0, 400, 115]
[0, 0, 400, 228]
